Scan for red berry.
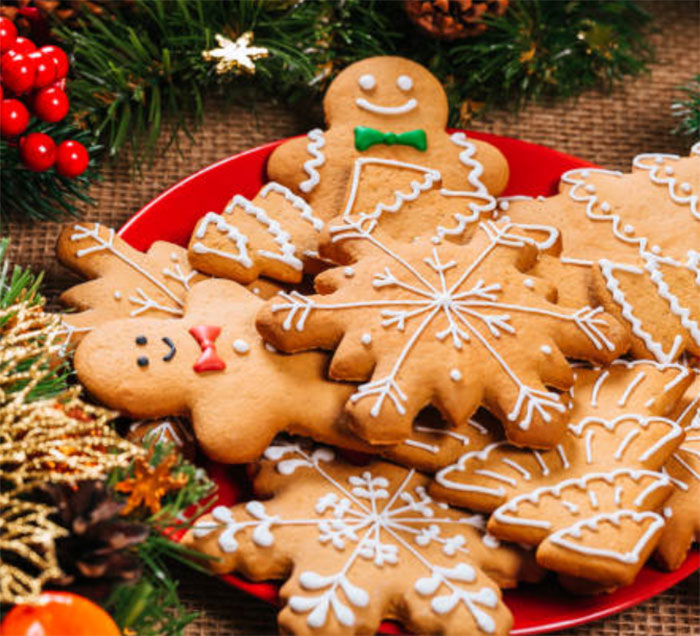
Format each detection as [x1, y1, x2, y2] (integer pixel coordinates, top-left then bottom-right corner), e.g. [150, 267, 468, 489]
[19, 132, 57, 171]
[27, 50, 56, 88]
[8, 35, 34, 56]
[1, 53, 37, 94]
[0, 17, 17, 53]
[0, 98, 29, 137]
[33, 86, 69, 123]
[39, 45, 69, 79]
[55, 140, 89, 177]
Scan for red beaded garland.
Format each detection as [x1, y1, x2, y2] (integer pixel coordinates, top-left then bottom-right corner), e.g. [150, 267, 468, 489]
[55, 140, 89, 177]
[0, 98, 29, 137]
[33, 86, 69, 123]
[1, 53, 37, 94]
[0, 17, 17, 53]
[19, 132, 57, 171]
[39, 45, 69, 79]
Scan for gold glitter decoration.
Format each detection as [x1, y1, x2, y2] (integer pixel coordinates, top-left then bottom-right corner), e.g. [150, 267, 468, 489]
[0, 495, 68, 605]
[202, 32, 269, 75]
[116, 448, 188, 516]
[0, 296, 142, 604]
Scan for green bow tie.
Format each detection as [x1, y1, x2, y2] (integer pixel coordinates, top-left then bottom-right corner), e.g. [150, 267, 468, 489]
[354, 126, 427, 152]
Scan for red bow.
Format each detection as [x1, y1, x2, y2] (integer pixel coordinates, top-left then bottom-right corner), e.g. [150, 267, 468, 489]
[189, 325, 226, 373]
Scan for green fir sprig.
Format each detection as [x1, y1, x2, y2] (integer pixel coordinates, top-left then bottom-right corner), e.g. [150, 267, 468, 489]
[672, 75, 700, 140]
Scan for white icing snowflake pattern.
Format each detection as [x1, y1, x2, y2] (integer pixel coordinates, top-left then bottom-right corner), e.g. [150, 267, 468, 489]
[267, 219, 619, 436]
[192, 442, 506, 634]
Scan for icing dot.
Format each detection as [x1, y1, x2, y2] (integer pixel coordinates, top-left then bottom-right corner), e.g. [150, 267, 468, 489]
[233, 339, 250, 354]
[651, 245, 661, 254]
[585, 184, 596, 193]
[499, 200, 510, 211]
[523, 278, 535, 289]
[664, 166, 674, 175]
[361, 333, 372, 346]
[137, 356, 149, 367]
[136, 335, 147, 346]
[396, 75, 413, 91]
[623, 224, 634, 235]
[664, 506, 673, 519]
[170, 252, 179, 262]
[681, 182, 692, 192]
[264, 343, 277, 353]
[600, 201, 611, 213]
[541, 345, 553, 355]
[344, 266, 355, 278]
[449, 368, 462, 382]
[252, 287, 260, 295]
[430, 237, 441, 245]
[358, 73, 376, 91]
[113, 290, 122, 300]
[482, 533, 500, 549]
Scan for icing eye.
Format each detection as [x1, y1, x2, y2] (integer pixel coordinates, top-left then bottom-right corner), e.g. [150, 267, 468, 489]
[137, 356, 149, 367]
[358, 74, 376, 91]
[136, 335, 147, 346]
[396, 75, 413, 92]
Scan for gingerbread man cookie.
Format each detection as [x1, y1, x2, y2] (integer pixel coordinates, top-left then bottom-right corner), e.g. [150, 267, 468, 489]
[185, 439, 542, 636]
[56, 222, 281, 351]
[430, 361, 693, 588]
[655, 363, 700, 570]
[73, 278, 360, 463]
[268, 56, 509, 241]
[257, 218, 629, 449]
[188, 182, 327, 284]
[503, 142, 700, 362]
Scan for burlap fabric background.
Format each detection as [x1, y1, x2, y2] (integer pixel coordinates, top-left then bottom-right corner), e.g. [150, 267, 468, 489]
[5, 1, 700, 633]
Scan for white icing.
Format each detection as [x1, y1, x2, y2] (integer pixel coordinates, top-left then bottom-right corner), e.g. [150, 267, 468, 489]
[617, 371, 646, 406]
[397, 75, 413, 91]
[113, 290, 122, 300]
[523, 278, 535, 289]
[300, 128, 326, 194]
[358, 73, 376, 91]
[233, 339, 250, 354]
[540, 345, 552, 355]
[259, 181, 324, 232]
[355, 97, 418, 115]
[450, 368, 462, 382]
[361, 333, 372, 346]
[344, 266, 355, 277]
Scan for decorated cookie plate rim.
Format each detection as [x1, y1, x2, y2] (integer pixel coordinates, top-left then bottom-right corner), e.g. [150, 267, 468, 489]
[116, 130, 699, 635]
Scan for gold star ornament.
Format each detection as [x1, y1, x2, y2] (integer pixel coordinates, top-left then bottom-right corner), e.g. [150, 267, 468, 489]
[202, 32, 269, 75]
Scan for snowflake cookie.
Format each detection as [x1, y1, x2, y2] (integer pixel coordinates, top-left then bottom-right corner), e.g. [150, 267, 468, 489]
[655, 363, 700, 570]
[188, 181, 327, 284]
[256, 218, 629, 449]
[185, 440, 543, 635]
[267, 56, 508, 240]
[503, 143, 700, 363]
[431, 361, 694, 588]
[56, 223, 281, 351]
[72, 278, 359, 463]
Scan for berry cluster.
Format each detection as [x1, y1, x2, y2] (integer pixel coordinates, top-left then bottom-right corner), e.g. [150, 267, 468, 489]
[0, 16, 88, 177]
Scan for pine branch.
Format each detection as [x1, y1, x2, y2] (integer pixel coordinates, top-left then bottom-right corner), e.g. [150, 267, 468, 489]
[672, 75, 700, 140]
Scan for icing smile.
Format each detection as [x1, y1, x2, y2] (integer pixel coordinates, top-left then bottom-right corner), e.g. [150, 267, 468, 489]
[355, 97, 418, 116]
[162, 336, 177, 362]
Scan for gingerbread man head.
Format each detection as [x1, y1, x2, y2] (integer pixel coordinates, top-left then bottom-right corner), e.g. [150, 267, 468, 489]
[324, 56, 448, 130]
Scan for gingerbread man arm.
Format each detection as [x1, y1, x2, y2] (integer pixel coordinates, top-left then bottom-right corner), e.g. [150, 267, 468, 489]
[468, 138, 510, 196]
[267, 135, 319, 196]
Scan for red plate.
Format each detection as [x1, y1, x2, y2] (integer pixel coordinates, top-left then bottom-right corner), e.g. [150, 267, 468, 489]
[118, 131, 699, 634]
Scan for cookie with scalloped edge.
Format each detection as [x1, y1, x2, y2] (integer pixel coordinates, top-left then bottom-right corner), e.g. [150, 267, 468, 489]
[257, 217, 629, 450]
[188, 182, 328, 284]
[56, 222, 281, 351]
[430, 361, 693, 588]
[502, 143, 700, 363]
[185, 439, 543, 636]
[267, 56, 508, 234]
[655, 365, 700, 570]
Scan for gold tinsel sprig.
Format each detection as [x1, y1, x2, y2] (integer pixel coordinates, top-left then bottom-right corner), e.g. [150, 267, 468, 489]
[202, 32, 269, 75]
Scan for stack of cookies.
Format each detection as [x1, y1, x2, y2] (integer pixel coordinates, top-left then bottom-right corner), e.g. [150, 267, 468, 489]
[56, 56, 699, 636]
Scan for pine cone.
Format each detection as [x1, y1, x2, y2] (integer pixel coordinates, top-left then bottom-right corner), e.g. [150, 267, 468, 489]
[404, 0, 509, 40]
[43, 481, 149, 586]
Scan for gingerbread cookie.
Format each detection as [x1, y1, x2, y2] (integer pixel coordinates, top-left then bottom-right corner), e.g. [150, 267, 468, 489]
[257, 218, 629, 449]
[186, 439, 542, 635]
[268, 56, 508, 241]
[188, 182, 327, 284]
[73, 278, 363, 463]
[504, 143, 700, 362]
[655, 363, 700, 570]
[431, 361, 693, 588]
[56, 223, 284, 351]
